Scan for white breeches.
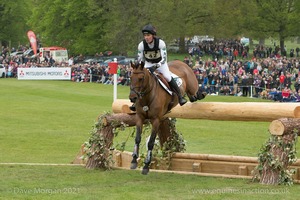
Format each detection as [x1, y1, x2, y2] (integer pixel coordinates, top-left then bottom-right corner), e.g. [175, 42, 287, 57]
[144, 62, 171, 82]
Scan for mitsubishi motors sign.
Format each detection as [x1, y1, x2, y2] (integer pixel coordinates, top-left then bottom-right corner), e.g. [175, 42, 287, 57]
[17, 67, 71, 80]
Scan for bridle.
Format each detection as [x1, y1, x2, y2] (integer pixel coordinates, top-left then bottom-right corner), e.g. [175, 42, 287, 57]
[130, 70, 155, 100]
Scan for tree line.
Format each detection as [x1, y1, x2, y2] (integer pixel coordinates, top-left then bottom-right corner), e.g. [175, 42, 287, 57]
[1, 0, 300, 56]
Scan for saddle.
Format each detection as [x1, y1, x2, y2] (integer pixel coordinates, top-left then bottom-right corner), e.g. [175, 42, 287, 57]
[154, 72, 182, 95]
[153, 72, 183, 112]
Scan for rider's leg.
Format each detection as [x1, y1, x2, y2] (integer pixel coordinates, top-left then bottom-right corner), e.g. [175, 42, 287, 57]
[168, 77, 187, 106]
[156, 63, 187, 106]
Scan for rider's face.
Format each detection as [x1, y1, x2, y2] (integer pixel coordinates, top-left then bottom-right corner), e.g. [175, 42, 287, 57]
[143, 33, 154, 44]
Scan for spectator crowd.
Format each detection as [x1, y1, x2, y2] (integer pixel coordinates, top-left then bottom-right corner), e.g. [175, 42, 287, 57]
[2, 39, 300, 102]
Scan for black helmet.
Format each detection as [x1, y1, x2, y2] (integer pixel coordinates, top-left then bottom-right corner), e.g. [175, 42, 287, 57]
[142, 24, 156, 35]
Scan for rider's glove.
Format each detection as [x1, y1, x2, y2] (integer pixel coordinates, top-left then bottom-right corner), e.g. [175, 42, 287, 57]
[148, 63, 161, 74]
[148, 66, 156, 73]
[155, 63, 161, 68]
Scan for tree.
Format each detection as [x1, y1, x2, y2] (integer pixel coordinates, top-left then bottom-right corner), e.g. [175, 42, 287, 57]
[161, 0, 214, 53]
[251, 0, 300, 53]
[28, 0, 109, 55]
[23, 0, 300, 56]
[0, 0, 31, 49]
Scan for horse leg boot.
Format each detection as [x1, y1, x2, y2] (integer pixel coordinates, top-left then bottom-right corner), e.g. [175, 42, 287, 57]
[130, 144, 139, 169]
[142, 150, 152, 175]
[131, 126, 142, 169]
[168, 77, 187, 106]
[142, 131, 157, 175]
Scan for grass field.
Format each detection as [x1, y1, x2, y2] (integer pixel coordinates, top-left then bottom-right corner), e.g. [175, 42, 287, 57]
[0, 78, 299, 199]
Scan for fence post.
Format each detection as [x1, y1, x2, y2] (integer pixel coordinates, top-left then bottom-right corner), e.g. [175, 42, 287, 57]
[113, 58, 118, 102]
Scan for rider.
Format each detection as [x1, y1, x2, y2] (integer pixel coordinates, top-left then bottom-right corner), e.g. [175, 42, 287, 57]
[129, 24, 187, 111]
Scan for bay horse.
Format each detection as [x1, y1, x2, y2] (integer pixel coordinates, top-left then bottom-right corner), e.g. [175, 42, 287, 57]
[129, 60, 204, 175]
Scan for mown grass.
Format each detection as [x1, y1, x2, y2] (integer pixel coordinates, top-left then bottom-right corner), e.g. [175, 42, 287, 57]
[0, 78, 299, 199]
[0, 165, 297, 200]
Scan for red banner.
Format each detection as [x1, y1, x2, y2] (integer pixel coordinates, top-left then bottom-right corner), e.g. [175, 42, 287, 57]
[108, 62, 118, 74]
[27, 30, 37, 55]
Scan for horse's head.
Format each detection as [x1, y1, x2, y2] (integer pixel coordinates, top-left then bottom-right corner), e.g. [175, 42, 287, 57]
[129, 61, 150, 103]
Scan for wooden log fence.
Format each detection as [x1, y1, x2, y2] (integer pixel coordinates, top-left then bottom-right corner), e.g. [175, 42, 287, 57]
[112, 99, 300, 122]
[77, 100, 300, 185]
[111, 150, 300, 183]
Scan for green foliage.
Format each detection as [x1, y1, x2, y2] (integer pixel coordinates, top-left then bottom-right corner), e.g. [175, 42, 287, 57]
[2, 0, 300, 54]
[83, 112, 133, 169]
[161, 118, 186, 156]
[254, 131, 298, 185]
[0, 0, 31, 47]
[109, 117, 186, 170]
[153, 118, 186, 169]
[28, 0, 108, 55]
[83, 113, 113, 169]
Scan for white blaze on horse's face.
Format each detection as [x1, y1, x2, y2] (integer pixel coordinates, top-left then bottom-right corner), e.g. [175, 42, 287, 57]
[143, 33, 154, 44]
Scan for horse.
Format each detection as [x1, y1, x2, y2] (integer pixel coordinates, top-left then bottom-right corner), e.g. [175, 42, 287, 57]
[129, 60, 205, 175]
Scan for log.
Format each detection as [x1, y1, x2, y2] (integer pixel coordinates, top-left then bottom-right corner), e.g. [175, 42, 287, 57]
[269, 118, 300, 136]
[259, 133, 297, 185]
[86, 113, 174, 169]
[112, 99, 300, 122]
[85, 124, 114, 169]
[111, 150, 300, 183]
[86, 113, 136, 169]
[172, 153, 258, 163]
[259, 119, 299, 185]
[100, 113, 137, 127]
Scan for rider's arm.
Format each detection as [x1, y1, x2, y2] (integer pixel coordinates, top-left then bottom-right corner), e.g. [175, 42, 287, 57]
[137, 41, 145, 63]
[158, 39, 167, 66]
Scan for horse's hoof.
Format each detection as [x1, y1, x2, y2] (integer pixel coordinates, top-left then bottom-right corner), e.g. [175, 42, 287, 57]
[130, 162, 137, 169]
[141, 168, 149, 175]
[198, 92, 207, 100]
[179, 98, 187, 106]
[189, 96, 197, 102]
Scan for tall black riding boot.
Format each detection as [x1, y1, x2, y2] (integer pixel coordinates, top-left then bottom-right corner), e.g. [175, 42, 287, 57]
[168, 77, 187, 106]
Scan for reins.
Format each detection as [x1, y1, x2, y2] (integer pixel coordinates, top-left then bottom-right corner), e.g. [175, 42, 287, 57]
[130, 70, 155, 99]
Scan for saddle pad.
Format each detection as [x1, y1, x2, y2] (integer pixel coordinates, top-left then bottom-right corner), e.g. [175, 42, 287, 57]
[156, 72, 183, 95]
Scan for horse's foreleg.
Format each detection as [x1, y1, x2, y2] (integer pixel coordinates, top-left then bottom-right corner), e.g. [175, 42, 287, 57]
[196, 87, 207, 100]
[130, 124, 142, 169]
[142, 119, 159, 175]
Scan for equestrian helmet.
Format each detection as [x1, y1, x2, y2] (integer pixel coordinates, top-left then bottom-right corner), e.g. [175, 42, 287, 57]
[142, 24, 156, 35]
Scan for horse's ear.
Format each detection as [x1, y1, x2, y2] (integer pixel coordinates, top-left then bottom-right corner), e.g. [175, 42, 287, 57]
[130, 61, 134, 68]
[140, 61, 145, 69]
[130, 60, 137, 69]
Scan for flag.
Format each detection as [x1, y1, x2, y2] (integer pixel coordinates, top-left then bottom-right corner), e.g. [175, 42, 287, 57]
[108, 62, 118, 74]
[27, 30, 37, 55]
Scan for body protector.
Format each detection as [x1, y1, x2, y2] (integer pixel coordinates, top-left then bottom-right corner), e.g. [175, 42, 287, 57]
[143, 37, 162, 63]
[138, 37, 170, 81]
